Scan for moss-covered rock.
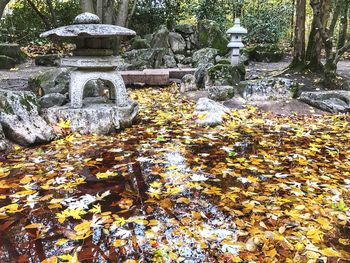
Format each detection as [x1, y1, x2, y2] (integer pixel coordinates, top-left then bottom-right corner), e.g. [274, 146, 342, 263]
[28, 68, 74, 96]
[151, 25, 171, 51]
[0, 123, 10, 152]
[131, 36, 151, 50]
[122, 48, 167, 69]
[0, 89, 54, 146]
[206, 64, 242, 87]
[35, 54, 61, 67]
[198, 20, 228, 55]
[0, 43, 26, 63]
[192, 48, 218, 67]
[244, 44, 284, 62]
[208, 86, 235, 101]
[0, 55, 16, 69]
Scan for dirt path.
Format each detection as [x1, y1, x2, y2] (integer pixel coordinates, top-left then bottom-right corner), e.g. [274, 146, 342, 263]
[1, 57, 349, 91]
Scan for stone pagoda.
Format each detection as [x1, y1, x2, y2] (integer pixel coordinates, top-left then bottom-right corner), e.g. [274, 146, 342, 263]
[40, 13, 138, 134]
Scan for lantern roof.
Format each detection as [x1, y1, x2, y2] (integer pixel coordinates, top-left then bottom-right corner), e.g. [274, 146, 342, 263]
[226, 18, 248, 35]
[40, 12, 136, 39]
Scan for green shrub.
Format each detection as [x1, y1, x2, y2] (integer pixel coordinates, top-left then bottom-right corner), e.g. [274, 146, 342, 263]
[0, 0, 80, 45]
[242, 4, 293, 44]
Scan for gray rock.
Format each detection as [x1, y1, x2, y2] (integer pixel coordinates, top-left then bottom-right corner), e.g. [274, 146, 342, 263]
[182, 57, 193, 65]
[180, 74, 197, 93]
[206, 64, 242, 87]
[35, 54, 61, 66]
[83, 79, 106, 97]
[198, 20, 228, 55]
[208, 86, 235, 101]
[0, 55, 16, 69]
[244, 44, 284, 62]
[122, 48, 167, 70]
[131, 36, 151, 49]
[169, 32, 186, 54]
[0, 89, 54, 146]
[0, 124, 10, 152]
[194, 98, 228, 126]
[299, 90, 350, 113]
[39, 93, 67, 108]
[240, 54, 249, 65]
[0, 43, 26, 63]
[192, 48, 218, 67]
[44, 101, 138, 134]
[240, 78, 298, 101]
[175, 54, 186, 64]
[175, 24, 195, 35]
[195, 63, 214, 89]
[151, 25, 171, 50]
[28, 67, 75, 96]
[163, 55, 177, 68]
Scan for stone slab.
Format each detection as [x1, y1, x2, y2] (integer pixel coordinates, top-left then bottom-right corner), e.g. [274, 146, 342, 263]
[60, 56, 120, 68]
[120, 68, 195, 86]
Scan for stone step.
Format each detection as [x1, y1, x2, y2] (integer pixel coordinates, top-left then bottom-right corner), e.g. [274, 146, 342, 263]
[121, 68, 195, 86]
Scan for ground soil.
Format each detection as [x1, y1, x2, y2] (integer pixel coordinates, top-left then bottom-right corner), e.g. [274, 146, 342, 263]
[1, 57, 349, 115]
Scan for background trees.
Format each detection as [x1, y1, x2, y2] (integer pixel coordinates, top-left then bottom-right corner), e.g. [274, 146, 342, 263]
[0, 0, 350, 87]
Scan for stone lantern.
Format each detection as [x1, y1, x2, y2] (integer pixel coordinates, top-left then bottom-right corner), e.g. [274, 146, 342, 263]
[226, 18, 247, 66]
[40, 12, 136, 109]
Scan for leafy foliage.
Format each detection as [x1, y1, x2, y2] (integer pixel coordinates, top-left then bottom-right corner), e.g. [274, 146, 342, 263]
[242, 3, 293, 44]
[0, 86, 350, 262]
[130, 0, 184, 35]
[0, 0, 80, 44]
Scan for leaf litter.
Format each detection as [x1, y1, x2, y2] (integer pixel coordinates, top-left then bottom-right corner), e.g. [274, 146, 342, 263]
[0, 86, 350, 262]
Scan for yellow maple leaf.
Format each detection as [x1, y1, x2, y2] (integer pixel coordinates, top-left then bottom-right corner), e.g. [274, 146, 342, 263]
[113, 239, 127, 247]
[58, 119, 71, 129]
[319, 247, 341, 257]
[96, 170, 117, 179]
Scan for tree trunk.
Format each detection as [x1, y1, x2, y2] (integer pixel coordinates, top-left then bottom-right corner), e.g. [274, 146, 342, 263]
[338, 0, 349, 48]
[46, 0, 58, 27]
[290, 0, 306, 70]
[0, 0, 10, 18]
[96, 0, 103, 21]
[80, 0, 94, 13]
[116, 0, 130, 27]
[26, 0, 52, 30]
[306, 0, 331, 72]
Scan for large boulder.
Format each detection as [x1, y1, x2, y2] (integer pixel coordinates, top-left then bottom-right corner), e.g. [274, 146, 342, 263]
[0, 43, 26, 63]
[151, 25, 171, 51]
[192, 48, 218, 67]
[122, 48, 167, 70]
[35, 54, 61, 67]
[197, 20, 228, 55]
[299, 91, 350, 113]
[169, 32, 186, 54]
[0, 89, 54, 146]
[131, 36, 151, 50]
[208, 86, 235, 101]
[0, 55, 16, 69]
[163, 55, 177, 68]
[39, 93, 67, 108]
[28, 67, 74, 96]
[206, 64, 242, 87]
[239, 78, 298, 101]
[194, 63, 214, 90]
[244, 44, 284, 63]
[194, 98, 228, 127]
[44, 101, 138, 134]
[180, 74, 197, 93]
[175, 24, 195, 35]
[0, 124, 9, 152]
